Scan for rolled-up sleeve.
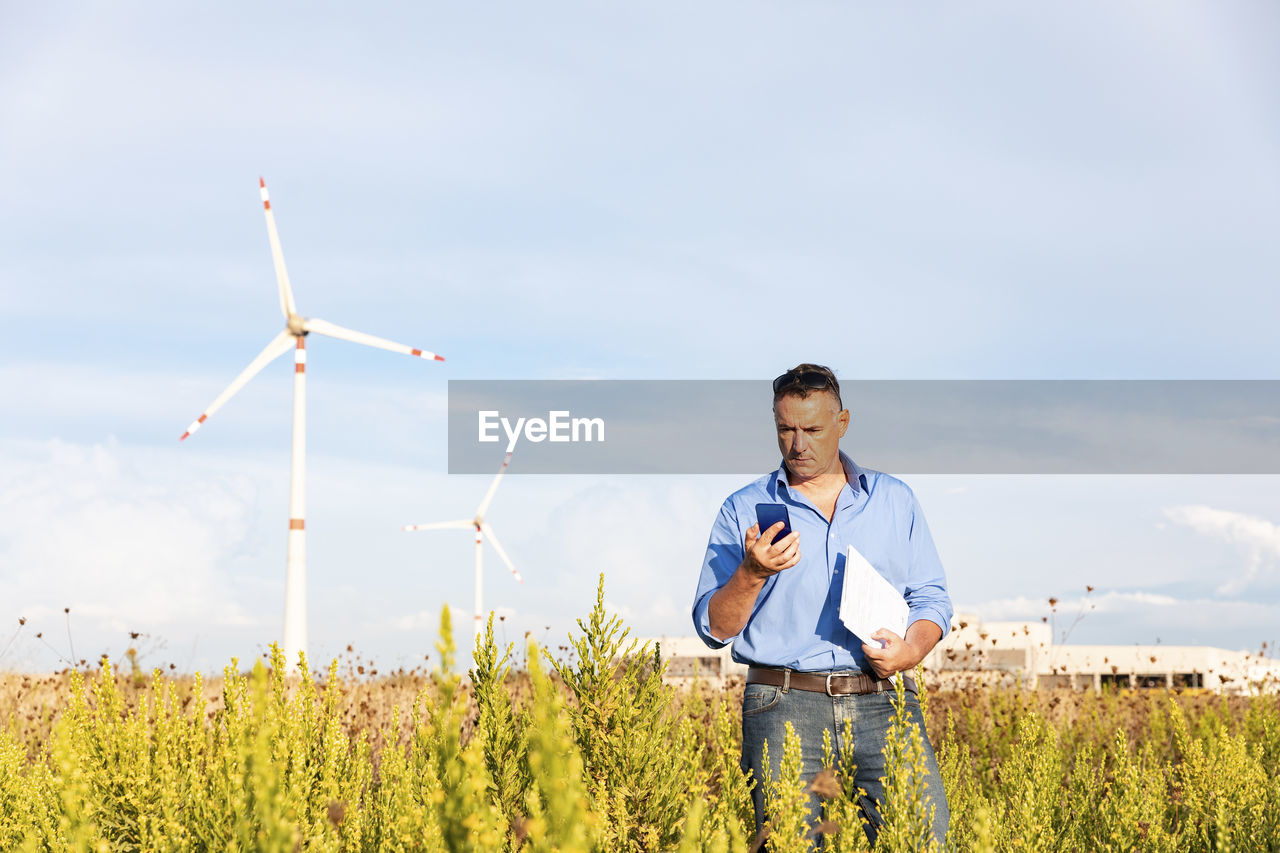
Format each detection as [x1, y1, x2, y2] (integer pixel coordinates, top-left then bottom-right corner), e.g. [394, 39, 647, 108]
[903, 491, 953, 636]
[692, 500, 743, 649]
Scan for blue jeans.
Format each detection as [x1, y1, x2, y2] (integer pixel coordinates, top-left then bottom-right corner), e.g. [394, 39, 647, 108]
[741, 677, 949, 847]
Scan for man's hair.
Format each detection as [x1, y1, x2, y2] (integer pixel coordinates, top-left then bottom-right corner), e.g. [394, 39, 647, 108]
[772, 363, 843, 410]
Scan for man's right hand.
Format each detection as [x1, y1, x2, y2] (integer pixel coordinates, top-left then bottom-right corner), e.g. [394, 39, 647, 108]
[707, 522, 802, 641]
[740, 522, 801, 581]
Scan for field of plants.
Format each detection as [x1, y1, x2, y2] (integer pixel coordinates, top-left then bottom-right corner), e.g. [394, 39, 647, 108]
[2, 582, 1279, 852]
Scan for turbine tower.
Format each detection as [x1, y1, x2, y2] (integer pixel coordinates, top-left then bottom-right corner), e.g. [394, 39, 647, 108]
[181, 178, 445, 667]
[403, 452, 523, 635]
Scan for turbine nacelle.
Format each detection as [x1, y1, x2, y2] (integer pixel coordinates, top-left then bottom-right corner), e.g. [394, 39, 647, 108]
[287, 313, 308, 336]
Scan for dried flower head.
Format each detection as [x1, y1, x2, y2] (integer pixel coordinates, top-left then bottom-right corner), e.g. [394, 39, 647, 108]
[806, 768, 842, 799]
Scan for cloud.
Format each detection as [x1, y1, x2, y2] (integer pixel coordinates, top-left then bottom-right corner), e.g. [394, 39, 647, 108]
[0, 437, 488, 670]
[383, 605, 517, 636]
[960, 588, 1280, 650]
[543, 480, 726, 626]
[388, 604, 461, 633]
[1163, 504, 1280, 594]
[0, 359, 448, 468]
[0, 438, 263, 658]
[963, 589, 1178, 622]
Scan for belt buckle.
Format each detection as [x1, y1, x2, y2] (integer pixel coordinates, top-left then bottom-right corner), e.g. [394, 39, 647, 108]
[825, 672, 837, 696]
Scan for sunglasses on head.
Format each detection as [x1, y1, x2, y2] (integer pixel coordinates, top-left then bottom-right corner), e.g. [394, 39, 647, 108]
[772, 369, 836, 395]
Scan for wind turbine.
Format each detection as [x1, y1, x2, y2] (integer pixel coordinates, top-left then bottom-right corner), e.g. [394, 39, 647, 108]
[403, 451, 523, 635]
[181, 177, 445, 667]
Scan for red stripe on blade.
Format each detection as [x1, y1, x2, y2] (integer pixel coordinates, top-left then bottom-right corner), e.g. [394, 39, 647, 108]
[289, 519, 305, 530]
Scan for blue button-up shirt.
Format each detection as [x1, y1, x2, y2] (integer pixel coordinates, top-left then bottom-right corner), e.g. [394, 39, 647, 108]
[692, 452, 953, 673]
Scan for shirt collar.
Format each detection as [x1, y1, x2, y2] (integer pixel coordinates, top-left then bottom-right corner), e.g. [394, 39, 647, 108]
[774, 450, 867, 496]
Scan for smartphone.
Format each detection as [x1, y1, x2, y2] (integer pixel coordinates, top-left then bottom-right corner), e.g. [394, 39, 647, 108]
[755, 503, 793, 546]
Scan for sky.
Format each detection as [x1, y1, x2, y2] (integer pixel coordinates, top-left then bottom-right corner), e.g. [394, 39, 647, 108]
[2, 2, 1279, 673]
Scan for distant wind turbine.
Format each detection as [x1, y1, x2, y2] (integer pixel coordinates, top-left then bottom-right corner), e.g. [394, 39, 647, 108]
[403, 451, 523, 635]
[181, 177, 445, 667]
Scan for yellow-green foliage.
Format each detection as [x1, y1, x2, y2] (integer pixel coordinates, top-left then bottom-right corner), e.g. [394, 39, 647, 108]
[816, 722, 872, 853]
[470, 615, 529, 851]
[988, 712, 1062, 851]
[760, 723, 811, 853]
[520, 639, 599, 852]
[2, 588, 1280, 852]
[875, 678, 939, 853]
[547, 577, 706, 852]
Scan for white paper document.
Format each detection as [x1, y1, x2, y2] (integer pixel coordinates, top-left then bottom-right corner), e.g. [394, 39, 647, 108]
[839, 544, 909, 646]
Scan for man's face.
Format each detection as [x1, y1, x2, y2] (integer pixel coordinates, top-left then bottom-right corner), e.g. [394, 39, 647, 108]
[773, 391, 850, 483]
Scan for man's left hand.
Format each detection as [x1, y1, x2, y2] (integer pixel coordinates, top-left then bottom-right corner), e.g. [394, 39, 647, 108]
[861, 629, 918, 679]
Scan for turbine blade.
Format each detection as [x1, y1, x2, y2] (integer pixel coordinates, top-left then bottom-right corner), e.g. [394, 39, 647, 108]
[304, 317, 445, 361]
[180, 330, 294, 440]
[476, 452, 512, 516]
[402, 520, 473, 532]
[260, 177, 298, 320]
[481, 521, 522, 583]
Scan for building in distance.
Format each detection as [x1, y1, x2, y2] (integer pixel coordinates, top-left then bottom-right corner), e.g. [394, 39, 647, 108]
[644, 615, 1280, 695]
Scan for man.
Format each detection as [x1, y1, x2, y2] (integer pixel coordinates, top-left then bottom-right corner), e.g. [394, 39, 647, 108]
[691, 364, 951, 846]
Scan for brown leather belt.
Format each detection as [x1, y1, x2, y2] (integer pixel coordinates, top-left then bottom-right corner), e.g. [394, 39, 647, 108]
[747, 666, 916, 696]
